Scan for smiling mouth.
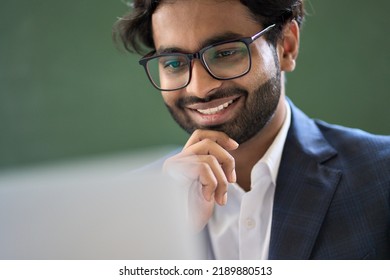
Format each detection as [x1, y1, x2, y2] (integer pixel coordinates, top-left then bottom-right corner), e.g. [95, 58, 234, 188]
[196, 100, 234, 115]
[186, 95, 241, 116]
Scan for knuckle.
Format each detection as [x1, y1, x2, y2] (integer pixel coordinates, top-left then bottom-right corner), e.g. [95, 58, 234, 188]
[202, 138, 215, 146]
[205, 154, 219, 166]
[199, 166, 217, 188]
[219, 177, 228, 187]
[197, 161, 211, 173]
[209, 178, 218, 189]
[192, 129, 205, 139]
[225, 153, 235, 164]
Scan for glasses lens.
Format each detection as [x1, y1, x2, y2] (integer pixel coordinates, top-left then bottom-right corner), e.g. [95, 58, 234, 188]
[203, 41, 250, 79]
[146, 55, 190, 90]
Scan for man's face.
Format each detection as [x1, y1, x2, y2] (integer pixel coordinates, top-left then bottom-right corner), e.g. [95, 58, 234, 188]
[151, 0, 282, 144]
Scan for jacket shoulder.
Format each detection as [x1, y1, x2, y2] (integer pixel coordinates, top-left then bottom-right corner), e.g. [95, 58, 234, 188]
[314, 119, 390, 162]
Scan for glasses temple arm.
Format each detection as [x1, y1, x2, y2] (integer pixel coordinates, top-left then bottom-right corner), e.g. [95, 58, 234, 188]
[251, 24, 276, 41]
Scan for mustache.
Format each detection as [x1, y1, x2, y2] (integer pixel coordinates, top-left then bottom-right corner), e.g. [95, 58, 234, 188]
[176, 87, 248, 108]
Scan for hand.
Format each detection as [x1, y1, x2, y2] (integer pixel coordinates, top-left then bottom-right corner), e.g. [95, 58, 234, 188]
[163, 129, 239, 230]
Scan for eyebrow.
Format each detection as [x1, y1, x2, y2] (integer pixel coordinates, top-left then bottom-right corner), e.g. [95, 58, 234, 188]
[156, 31, 244, 55]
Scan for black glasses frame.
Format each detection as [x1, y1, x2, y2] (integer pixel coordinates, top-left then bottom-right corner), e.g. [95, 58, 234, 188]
[139, 24, 276, 91]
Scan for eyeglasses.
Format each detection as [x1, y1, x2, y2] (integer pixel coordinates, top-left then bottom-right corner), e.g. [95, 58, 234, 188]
[139, 24, 276, 91]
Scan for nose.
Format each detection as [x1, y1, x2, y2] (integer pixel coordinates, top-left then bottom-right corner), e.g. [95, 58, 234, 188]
[185, 60, 222, 98]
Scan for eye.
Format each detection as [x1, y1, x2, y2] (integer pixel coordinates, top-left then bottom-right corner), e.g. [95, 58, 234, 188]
[215, 49, 237, 58]
[159, 56, 188, 73]
[164, 60, 183, 69]
[206, 44, 248, 63]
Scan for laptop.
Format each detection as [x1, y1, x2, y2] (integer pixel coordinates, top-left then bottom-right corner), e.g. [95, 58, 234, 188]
[0, 152, 204, 259]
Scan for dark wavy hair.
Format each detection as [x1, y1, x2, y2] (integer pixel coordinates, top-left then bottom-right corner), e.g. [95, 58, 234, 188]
[113, 0, 305, 55]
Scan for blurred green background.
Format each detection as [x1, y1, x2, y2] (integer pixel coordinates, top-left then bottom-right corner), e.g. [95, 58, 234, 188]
[1, 0, 389, 170]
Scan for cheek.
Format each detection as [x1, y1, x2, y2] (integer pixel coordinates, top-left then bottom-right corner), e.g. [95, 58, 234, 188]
[249, 42, 279, 81]
[161, 91, 181, 109]
[161, 92, 174, 105]
[237, 61, 272, 94]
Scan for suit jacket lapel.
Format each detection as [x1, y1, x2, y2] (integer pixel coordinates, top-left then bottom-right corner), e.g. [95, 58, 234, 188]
[268, 101, 342, 259]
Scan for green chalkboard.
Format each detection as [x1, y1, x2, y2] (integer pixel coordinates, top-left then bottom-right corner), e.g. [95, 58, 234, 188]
[1, 0, 389, 169]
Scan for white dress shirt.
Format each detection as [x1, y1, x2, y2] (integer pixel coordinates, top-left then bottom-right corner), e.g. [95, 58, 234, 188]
[207, 101, 291, 259]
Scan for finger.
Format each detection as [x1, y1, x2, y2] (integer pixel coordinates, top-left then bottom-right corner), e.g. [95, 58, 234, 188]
[164, 154, 228, 205]
[184, 129, 239, 151]
[163, 155, 219, 197]
[197, 160, 219, 201]
[188, 178, 215, 232]
[196, 155, 228, 205]
[184, 139, 236, 183]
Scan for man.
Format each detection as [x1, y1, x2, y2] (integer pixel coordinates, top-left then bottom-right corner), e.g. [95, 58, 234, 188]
[114, 0, 390, 259]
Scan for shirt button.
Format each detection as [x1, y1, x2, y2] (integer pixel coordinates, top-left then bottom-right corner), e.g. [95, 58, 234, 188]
[246, 218, 256, 229]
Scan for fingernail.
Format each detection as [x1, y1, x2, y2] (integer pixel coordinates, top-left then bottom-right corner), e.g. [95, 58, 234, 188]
[222, 193, 228, 205]
[229, 138, 239, 149]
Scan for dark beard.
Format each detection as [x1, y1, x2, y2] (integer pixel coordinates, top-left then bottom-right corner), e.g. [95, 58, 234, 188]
[165, 71, 281, 144]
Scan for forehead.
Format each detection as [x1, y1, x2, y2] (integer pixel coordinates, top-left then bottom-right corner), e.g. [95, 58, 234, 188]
[151, 0, 261, 52]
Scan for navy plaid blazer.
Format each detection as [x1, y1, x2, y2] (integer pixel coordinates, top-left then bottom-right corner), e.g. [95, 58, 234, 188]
[266, 100, 390, 259]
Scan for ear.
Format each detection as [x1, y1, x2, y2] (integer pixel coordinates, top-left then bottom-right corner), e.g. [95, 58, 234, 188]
[278, 20, 300, 72]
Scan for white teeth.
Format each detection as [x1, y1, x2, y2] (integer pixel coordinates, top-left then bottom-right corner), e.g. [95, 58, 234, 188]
[197, 100, 234, 115]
